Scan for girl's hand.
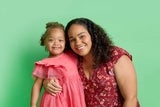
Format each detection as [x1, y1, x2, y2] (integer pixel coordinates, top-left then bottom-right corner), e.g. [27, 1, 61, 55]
[43, 78, 62, 96]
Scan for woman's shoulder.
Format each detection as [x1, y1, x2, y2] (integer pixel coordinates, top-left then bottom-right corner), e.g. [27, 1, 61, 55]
[110, 46, 132, 60]
[104, 46, 132, 69]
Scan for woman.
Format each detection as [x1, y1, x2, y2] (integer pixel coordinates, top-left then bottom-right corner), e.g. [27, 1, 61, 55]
[43, 18, 140, 107]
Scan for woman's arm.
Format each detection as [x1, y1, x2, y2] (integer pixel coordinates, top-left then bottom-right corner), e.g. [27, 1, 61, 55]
[30, 78, 43, 107]
[43, 78, 62, 96]
[114, 55, 138, 107]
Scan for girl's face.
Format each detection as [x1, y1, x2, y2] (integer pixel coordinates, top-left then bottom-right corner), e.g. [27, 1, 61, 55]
[68, 24, 92, 57]
[45, 28, 65, 57]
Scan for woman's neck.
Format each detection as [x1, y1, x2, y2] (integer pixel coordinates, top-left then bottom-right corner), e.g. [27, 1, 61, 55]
[82, 53, 93, 63]
[82, 54, 94, 79]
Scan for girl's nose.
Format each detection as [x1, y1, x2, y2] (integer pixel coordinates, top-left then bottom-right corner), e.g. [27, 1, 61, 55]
[53, 40, 58, 44]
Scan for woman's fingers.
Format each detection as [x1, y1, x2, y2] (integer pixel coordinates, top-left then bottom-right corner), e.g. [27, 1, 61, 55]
[51, 79, 62, 89]
[43, 78, 62, 96]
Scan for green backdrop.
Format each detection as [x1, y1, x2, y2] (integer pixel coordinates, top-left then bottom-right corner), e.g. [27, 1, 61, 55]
[0, 0, 160, 107]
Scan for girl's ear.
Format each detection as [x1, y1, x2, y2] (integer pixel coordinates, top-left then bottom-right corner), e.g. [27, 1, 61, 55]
[45, 46, 48, 52]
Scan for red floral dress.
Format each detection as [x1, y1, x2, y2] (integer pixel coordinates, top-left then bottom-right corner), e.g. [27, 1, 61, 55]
[78, 46, 140, 107]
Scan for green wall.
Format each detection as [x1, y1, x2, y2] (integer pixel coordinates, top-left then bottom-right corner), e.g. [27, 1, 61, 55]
[1, 0, 160, 106]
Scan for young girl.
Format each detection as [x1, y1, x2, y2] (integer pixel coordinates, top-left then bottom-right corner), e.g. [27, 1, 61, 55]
[30, 22, 86, 107]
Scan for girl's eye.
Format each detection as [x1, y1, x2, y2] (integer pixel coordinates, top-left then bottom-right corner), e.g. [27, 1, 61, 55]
[59, 40, 64, 42]
[48, 39, 53, 41]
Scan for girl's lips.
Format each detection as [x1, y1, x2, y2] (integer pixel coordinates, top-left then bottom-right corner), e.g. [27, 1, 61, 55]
[52, 47, 61, 50]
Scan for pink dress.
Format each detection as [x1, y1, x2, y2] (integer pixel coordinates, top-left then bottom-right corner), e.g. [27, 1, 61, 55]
[32, 51, 86, 107]
[78, 46, 140, 107]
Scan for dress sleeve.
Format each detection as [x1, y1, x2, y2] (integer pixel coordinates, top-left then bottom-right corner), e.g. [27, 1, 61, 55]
[32, 61, 65, 79]
[106, 46, 132, 72]
[32, 62, 48, 79]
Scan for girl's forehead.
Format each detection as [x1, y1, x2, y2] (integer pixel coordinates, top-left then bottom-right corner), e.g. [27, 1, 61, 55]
[47, 29, 64, 37]
[48, 28, 64, 33]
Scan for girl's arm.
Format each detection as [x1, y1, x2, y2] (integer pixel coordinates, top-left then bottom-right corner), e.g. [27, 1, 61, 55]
[30, 78, 43, 107]
[114, 55, 138, 107]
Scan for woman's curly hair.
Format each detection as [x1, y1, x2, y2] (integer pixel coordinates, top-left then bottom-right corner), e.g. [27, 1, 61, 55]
[65, 18, 114, 68]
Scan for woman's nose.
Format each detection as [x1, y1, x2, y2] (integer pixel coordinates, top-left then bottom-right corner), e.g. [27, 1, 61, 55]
[75, 38, 81, 45]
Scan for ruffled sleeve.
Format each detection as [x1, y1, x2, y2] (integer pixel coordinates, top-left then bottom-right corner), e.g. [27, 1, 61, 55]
[32, 61, 65, 79]
[106, 46, 132, 72]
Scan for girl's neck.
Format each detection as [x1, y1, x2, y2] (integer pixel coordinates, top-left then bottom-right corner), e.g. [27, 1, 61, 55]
[48, 52, 63, 58]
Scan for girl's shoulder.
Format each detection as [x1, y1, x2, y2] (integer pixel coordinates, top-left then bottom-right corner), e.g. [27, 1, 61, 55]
[35, 57, 52, 65]
[64, 50, 78, 59]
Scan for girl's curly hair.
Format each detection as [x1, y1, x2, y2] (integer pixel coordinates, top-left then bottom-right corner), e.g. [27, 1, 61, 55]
[40, 22, 64, 46]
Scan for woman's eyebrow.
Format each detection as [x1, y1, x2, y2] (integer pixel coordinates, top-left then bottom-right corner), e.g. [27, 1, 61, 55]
[69, 32, 86, 39]
[77, 32, 86, 36]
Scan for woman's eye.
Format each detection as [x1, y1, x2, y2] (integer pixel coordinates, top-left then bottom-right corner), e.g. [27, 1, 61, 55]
[79, 35, 85, 39]
[69, 38, 75, 42]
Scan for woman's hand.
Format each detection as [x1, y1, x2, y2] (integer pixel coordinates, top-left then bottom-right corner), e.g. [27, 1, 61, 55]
[43, 78, 62, 96]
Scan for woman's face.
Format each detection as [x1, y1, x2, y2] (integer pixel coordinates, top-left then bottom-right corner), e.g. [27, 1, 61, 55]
[67, 24, 92, 57]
